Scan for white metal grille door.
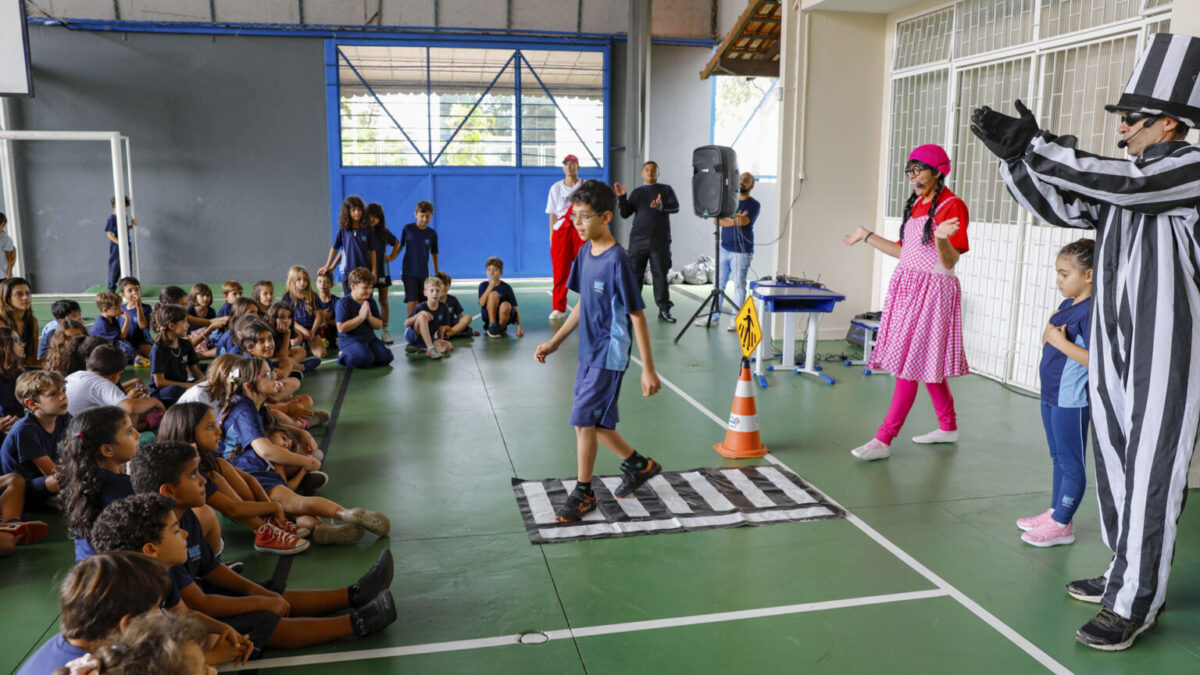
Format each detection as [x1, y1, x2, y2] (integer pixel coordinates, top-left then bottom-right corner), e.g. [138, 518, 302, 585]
[886, 71, 949, 218]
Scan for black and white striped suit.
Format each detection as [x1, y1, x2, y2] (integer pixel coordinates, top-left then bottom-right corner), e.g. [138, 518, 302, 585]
[999, 133, 1200, 624]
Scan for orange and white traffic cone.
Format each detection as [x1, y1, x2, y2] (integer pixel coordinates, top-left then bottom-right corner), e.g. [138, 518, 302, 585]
[714, 359, 768, 458]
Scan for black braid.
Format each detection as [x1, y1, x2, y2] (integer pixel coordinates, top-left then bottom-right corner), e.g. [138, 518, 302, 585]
[897, 191, 920, 244]
[922, 180, 945, 245]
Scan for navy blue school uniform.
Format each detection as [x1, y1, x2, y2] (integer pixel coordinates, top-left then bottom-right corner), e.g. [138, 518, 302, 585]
[90, 315, 136, 362]
[445, 294, 467, 328]
[188, 304, 216, 322]
[173, 507, 279, 659]
[477, 280, 519, 326]
[315, 293, 339, 347]
[373, 226, 399, 287]
[73, 470, 134, 561]
[216, 330, 243, 356]
[404, 301, 452, 345]
[1039, 296, 1093, 524]
[335, 295, 393, 368]
[0, 375, 24, 418]
[221, 396, 284, 491]
[0, 412, 72, 506]
[217, 302, 234, 318]
[282, 292, 315, 330]
[399, 223, 439, 302]
[119, 302, 153, 347]
[105, 214, 131, 292]
[150, 338, 200, 407]
[333, 227, 378, 293]
[566, 242, 644, 429]
[17, 633, 89, 675]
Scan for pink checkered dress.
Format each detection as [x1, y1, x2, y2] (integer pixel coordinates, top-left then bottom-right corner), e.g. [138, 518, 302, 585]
[868, 198, 969, 382]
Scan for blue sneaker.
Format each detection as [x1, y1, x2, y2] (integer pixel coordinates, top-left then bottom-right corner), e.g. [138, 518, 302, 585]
[302, 356, 322, 372]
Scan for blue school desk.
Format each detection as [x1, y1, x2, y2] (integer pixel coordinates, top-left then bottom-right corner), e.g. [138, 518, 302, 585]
[750, 282, 846, 387]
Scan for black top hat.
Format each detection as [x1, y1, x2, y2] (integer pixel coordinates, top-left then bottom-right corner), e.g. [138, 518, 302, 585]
[1105, 33, 1200, 128]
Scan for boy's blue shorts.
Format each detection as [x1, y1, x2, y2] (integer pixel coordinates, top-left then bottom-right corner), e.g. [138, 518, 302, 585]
[404, 326, 426, 345]
[479, 306, 518, 326]
[569, 364, 625, 430]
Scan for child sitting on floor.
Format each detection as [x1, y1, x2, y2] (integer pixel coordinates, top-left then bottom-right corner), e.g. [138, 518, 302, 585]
[314, 269, 339, 351]
[116, 444, 398, 653]
[335, 267, 394, 369]
[436, 272, 477, 338]
[65, 344, 163, 430]
[0, 327, 27, 425]
[404, 276, 453, 359]
[0, 370, 71, 510]
[252, 280, 275, 314]
[43, 319, 88, 377]
[56, 611, 215, 675]
[117, 277, 153, 366]
[91, 291, 139, 364]
[187, 283, 227, 360]
[0, 473, 49, 557]
[479, 256, 523, 338]
[149, 304, 204, 408]
[15, 551, 176, 674]
[38, 299, 82, 361]
[59, 406, 138, 561]
[281, 265, 326, 358]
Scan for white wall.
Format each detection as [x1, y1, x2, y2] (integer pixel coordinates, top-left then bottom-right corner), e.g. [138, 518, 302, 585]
[776, 8, 887, 337]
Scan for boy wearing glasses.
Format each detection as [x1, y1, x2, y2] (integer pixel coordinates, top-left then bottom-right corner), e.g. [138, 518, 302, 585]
[535, 180, 663, 522]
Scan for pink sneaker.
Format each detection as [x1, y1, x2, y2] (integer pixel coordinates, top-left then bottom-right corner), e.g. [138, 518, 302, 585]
[1021, 518, 1074, 547]
[1016, 508, 1053, 532]
[850, 438, 890, 461]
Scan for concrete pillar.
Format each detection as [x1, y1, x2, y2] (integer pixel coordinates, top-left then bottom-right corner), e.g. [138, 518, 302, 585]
[623, 0, 651, 220]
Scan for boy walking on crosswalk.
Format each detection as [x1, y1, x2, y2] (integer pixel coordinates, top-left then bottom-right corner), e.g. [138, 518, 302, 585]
[535, 179, 664, 522]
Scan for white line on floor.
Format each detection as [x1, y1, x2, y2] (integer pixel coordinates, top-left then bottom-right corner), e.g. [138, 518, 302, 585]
[227, 589, 949, 671]
[630, 355, 1071, 675]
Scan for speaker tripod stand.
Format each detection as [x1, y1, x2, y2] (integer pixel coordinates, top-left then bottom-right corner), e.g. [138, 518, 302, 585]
[674, 220, 737, 343]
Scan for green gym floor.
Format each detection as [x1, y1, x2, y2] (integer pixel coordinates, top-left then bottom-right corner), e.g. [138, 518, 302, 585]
[5, 283, 1200, 674]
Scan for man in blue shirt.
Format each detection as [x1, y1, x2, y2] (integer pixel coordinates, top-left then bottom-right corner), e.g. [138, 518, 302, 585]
[714, 172, 761, 329]
[535, 180, 663, 523]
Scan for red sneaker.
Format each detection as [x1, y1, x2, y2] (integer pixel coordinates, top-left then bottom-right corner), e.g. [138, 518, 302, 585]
[273, 518, 310, 539]
[253, 524, 310, 555]
[0, 520, 50, 545]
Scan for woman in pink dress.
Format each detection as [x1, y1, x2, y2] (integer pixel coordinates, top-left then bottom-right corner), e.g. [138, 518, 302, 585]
[842, 144, 970, 461]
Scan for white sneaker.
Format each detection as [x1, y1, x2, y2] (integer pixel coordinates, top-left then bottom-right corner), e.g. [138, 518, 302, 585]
[381, 327, 394, 345]
[549, 310, 566, 320]
[726, 323, 737, 332]
[912, 429, 959, 444]
[850, 438, 890, 461]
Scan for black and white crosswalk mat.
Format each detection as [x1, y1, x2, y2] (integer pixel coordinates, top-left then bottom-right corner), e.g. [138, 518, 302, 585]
[512, 465, 845, 544]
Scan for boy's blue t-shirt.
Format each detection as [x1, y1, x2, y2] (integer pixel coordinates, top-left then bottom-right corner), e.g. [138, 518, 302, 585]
[217, 302, 234, 318]
[73, 470, 134, 561]
[119, 302, 153, 344]
[335, 296, 381, 342]
[315, 293, 339, 314]
[215, 331, 243, 356]
[373, 226, 399, 276]
[1040, 297, 1092, 408]
[477, 280, 518, 307]
[169, 507, 221, 594]
[16, 633, 89, 675]
[445, 295, 466, 323]
[0, 375, 25, 418]
[150, 339, 199, 389]
[90, 315, 120, 340]
[399, 224, 439, 278]
[567, 242, 645, 371]
[104, 214, 131, 253]
[409, 301, 452, 333]
[187, 304, 215, 320]
[0, 413, 72, 482]
[720, 196, 761, 252]
[37, 320, 58, 360]
[219, 395, 268, 464]
[282, 292, 314, 329]
[332, 227, 378, 278]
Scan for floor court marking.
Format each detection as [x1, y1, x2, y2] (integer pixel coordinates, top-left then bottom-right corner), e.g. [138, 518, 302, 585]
[233, 291, 1067, 672]
[229, 589, 949, 671]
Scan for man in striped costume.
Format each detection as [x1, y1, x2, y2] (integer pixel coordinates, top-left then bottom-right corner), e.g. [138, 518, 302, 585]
[972, 33, 1200, 651]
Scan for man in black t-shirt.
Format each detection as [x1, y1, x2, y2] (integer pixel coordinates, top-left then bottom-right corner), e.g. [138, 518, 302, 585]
[615, 161, 680, 322]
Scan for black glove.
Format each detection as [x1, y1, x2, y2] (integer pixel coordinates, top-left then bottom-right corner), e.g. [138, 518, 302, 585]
[970, 99, 1039, 161]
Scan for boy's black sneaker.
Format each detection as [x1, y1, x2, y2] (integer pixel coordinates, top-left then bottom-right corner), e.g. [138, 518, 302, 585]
[487, 322, 502, 338]
[554, 488, 597, 522]
[299, 470, 329, 492]
[1076, 607, 1154, 651]
[613, 458, 661, 498]
[349, 549, 394, 608]
[351, 589, 397, 637]
[1066, 575, 1107, 603]
[405, 343, 423, 355]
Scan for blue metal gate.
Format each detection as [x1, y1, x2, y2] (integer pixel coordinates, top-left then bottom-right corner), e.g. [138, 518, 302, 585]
[326, 38, 610, 279]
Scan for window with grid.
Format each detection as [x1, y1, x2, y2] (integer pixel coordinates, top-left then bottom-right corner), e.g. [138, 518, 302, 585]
[892, 7, 953, 71]
[886, 3, 1170, 387]
[337, 46, 604, 168]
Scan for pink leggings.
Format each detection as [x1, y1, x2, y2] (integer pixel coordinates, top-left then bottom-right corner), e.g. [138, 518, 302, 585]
[876, 377, 957, 445]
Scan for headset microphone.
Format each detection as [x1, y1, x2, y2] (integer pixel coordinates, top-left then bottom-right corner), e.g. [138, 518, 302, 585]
[1117, 117, 1156, 149]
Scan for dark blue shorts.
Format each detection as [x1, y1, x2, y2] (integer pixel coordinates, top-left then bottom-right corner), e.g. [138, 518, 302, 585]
[245, 468, 285, 492]
[402, 275, 425, 303]
[479, 306, 518, 326]
[569, 364, 625, 430]
[25, 474, 54, 509]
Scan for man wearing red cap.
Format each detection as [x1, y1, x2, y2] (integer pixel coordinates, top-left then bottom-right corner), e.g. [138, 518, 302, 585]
[546, 155, 585, 320]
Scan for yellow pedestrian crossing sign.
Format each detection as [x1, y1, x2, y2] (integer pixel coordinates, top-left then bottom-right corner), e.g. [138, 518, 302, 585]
[735, 296, 762, 358]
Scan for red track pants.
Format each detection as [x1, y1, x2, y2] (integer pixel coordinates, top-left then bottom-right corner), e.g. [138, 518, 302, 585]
[550, 213, 584, 312]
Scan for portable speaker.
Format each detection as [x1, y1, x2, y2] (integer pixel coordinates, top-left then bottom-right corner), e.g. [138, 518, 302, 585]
[692, 145, 739, 218]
